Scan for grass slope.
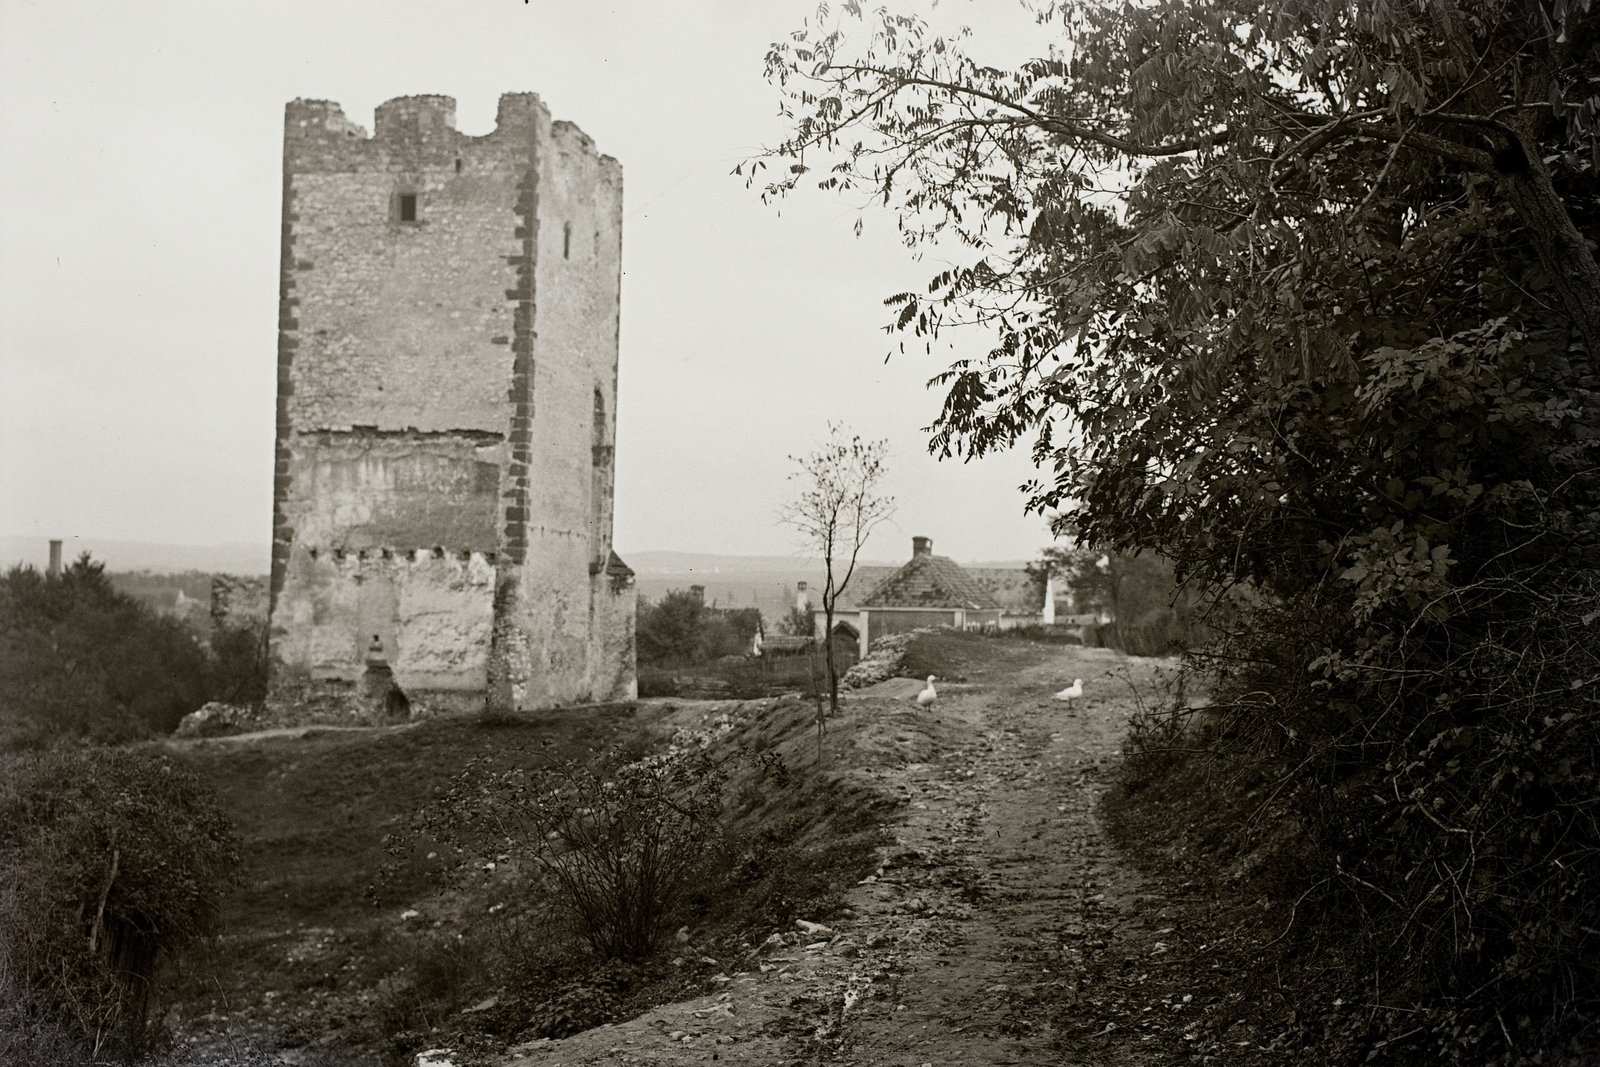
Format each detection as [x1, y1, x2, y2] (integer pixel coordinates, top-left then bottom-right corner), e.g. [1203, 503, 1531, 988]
[153, 696, 897, 1064]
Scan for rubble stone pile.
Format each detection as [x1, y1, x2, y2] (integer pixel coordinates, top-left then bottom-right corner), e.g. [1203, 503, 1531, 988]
[842, 629, 937, 689]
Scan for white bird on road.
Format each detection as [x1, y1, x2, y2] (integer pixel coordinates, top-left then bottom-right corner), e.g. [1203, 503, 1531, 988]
[1054, 678, 1084, 705]
[916, 676, 938, 707]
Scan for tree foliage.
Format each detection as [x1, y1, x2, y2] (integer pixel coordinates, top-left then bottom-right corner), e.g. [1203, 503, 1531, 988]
[635, 591, 762, 666]
[757, 0, 1599, 588]
[0, 555, 223, 747]
[0, 747, 239, 1060]
[759, 1, 1600, 1057]
[1034, 544, 1208, 653]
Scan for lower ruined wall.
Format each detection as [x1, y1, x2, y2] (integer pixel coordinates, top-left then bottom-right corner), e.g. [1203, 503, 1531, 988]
[268, 547, 495, 721]
[589, 568, 638, 703]
[268, 539, 638, 720]
[868, 609, 958, 643]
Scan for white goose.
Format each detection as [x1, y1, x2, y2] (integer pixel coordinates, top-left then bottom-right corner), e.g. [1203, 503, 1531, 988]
[916, 675, 938, 707]
[1054, 678, 1084, 705]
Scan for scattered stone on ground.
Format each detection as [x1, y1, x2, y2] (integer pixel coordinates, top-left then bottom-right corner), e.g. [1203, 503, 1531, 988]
[842, 629, 934, 689]
[173, 702, 257, 738]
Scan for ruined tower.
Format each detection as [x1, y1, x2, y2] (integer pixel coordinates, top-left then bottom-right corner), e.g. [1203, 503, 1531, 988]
[268, 93, 635, 718]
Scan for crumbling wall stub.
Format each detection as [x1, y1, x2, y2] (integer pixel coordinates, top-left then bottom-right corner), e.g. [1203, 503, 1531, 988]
[269, 548, 494, 720]
[589, 565, 638, 703]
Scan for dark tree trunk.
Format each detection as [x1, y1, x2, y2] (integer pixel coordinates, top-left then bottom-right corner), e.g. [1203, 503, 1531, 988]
[1498, 135, 1600, 358]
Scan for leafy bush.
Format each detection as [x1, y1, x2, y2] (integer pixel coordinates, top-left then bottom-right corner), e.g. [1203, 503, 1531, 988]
[779, 604, 815, 637]
[0, 747, 239, 1061]
[635, 666, 681, 698]
[208, 621, 268, 706]
[0, 556, 270, 746]
[415, 750, 727, 960]
[1117, 568, 1600, 1062]
[1, 556, 212, 746]
[636, 590, 762, 666]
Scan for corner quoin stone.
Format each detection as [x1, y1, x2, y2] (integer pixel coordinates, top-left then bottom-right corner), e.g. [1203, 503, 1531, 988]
[268, 92, 636, 721]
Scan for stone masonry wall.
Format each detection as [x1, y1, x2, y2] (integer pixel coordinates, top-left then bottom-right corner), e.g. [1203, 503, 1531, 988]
[269, 93, 634, 720]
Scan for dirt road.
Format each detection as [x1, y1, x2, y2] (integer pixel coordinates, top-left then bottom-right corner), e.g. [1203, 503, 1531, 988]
[476, 642, 1179, 1067]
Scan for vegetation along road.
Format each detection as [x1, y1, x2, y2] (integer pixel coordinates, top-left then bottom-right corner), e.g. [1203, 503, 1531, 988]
[474, 636, 1205, 1067]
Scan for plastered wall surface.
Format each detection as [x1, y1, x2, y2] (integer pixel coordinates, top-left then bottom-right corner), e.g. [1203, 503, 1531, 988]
[268, 93, 634, 720]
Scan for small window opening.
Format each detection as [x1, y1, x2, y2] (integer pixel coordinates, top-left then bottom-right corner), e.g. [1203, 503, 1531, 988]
[454, 157, 463, 173]
[399, 193, 417, 222]
[563, 221, 572, 259]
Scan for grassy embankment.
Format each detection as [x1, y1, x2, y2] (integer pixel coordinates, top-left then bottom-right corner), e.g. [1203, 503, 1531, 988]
[159, 693, 898, 1063]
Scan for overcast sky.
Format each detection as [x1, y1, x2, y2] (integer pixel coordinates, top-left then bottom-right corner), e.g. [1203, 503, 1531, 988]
[0, 0, 1062, 567]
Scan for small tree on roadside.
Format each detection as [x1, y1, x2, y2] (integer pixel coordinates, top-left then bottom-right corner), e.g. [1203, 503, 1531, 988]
[779, 425, 895, 731]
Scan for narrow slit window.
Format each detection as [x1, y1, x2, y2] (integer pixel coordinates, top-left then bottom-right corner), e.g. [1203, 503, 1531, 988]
[454, 158, 463, 173]
[563, 221, 572, 259]
[399, 193, 417, 222]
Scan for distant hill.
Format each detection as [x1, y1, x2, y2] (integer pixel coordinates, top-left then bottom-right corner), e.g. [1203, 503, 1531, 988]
[0, 536, 270, 576]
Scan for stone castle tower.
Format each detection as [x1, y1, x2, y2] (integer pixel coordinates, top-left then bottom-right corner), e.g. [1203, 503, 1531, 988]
[268, 92, 635, 717]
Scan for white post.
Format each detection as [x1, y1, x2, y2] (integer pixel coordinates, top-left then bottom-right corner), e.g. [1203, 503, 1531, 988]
[1042, 572, 1056, 625]
[858, 610, 870, 657]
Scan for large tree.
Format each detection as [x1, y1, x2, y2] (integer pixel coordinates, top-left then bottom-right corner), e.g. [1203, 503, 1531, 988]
[757, 2, 1600, 1056]
[755, 0, 1600, 592]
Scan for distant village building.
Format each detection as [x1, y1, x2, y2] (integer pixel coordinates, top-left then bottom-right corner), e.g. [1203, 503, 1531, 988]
[267, 93, 635, 719]
[814, 537, 1018, 656]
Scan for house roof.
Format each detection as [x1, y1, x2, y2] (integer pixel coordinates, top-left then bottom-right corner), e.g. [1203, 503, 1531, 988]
[606, 550, 634, 579]
[805, 566, 898, 614]
[860, 552, 1003, 611]
[965, 567, 1045, 614]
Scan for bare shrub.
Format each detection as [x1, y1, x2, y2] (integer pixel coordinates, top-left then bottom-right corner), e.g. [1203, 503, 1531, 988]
[413, 750, 726, 961]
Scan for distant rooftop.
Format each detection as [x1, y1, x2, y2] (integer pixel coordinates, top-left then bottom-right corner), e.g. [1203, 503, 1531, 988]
[859, 537, 1004, 611]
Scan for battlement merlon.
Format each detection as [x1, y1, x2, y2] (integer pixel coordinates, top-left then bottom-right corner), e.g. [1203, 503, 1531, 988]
[283, 93, 571, 172]
[284, 99, 369, 142]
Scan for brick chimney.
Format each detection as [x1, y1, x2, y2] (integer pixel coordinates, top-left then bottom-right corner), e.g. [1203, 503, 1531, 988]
[912, 536, 933, 558]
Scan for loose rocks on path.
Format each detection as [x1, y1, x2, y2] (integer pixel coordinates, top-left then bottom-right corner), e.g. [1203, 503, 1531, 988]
[481, 641, 1178, 1067]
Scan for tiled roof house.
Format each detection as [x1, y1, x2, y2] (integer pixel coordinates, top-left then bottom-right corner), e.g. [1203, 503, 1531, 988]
[812, 537, 1006, 655]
